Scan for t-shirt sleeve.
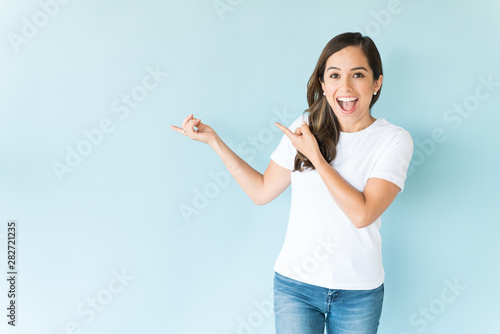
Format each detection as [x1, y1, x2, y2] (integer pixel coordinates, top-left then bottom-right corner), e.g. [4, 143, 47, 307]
[270, 115, 305, 170]
[369, 130, 414, 192]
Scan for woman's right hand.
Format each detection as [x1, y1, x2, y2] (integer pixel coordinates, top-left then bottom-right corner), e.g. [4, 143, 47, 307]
[172, 114, 291, 206]
[170, 114, 218, 146]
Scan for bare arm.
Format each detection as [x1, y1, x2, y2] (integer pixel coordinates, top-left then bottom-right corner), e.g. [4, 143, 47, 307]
[275, 120, 400, 229]
[210, 136, 290, 205]
[312, 155, 399, 228]
[171, 114, 290, 205]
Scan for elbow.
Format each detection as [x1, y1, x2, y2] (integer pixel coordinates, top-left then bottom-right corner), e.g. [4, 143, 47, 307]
[350, 213, 377, 229]
[352, 221, 370, 229]
[252, 197, 269, 206]
[252, 196, 271, 206]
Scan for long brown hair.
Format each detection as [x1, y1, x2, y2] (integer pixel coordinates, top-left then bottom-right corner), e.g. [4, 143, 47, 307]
[293, 32, 383, 172]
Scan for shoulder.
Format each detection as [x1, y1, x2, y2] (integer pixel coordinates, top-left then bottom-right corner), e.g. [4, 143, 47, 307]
[367, 119, 414, 156]
[373, 118, 413, 144]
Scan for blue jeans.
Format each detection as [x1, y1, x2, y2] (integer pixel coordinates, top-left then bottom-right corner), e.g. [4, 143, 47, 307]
[273, 272, 384, 334]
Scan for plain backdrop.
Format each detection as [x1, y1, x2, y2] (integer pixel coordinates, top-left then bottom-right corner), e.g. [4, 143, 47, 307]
[0, 0, 499, 333]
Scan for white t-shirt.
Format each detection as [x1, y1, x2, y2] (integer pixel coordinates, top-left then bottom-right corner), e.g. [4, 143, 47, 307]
[270, 113, 414, 290]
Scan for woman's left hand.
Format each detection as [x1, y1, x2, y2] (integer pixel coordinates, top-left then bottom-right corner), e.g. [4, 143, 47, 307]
[275, 121, 321, 163]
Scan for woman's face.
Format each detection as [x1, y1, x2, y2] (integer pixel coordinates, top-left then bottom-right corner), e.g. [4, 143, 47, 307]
[320, 46, 383, 133]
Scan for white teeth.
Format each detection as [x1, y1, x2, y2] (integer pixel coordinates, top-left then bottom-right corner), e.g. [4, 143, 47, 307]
[337, 97, 358, 102]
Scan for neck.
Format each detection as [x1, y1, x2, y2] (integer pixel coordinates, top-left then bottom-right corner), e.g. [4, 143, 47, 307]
[340, 115, 376, 133]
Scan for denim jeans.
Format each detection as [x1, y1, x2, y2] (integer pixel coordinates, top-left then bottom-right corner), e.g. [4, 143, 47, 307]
[273, 272, 384, 334]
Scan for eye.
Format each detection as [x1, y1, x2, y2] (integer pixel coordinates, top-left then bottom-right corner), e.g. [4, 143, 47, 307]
[330, 73, 340, 79]
[353, 72, 364, 78]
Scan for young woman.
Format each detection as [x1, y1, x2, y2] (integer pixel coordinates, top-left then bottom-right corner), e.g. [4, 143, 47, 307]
[171, 32, 413, 334]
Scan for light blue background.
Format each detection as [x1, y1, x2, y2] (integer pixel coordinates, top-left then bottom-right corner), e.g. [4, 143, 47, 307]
[0, 0, 499, 333]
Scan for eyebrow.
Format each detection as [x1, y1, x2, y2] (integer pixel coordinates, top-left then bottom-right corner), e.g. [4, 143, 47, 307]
[326, 66, 368, 72]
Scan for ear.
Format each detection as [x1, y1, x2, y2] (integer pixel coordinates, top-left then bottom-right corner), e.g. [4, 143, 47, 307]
[319, 76, 325, 92]
[374, 74, 383, 93]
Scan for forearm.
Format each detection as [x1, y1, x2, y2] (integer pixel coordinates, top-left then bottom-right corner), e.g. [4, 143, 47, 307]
[274, 121, 400, 227]
[311, 153, 371, 228]
[209, 136, 264, 204]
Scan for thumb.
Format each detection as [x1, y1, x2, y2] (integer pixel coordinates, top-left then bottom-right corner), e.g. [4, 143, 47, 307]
[301, 121, 311, 133]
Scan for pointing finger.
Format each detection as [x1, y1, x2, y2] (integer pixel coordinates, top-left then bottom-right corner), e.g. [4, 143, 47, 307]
[170, 125, 188, 136]
[274, 123, 294, 139]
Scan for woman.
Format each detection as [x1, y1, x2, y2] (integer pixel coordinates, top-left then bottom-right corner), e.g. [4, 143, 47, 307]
[171, 32, 413, 334]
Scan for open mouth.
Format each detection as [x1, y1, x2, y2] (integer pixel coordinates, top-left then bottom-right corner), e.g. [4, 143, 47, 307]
[336, 96, 358, 114]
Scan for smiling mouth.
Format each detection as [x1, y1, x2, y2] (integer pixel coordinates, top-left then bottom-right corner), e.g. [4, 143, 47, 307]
[336, 97, 358, 113]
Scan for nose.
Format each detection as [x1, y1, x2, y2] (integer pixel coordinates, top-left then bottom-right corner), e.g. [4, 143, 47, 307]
[340, 76, 354, 92]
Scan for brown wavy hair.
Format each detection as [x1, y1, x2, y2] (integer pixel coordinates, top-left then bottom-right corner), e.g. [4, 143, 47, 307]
[293, 32, 383, 172]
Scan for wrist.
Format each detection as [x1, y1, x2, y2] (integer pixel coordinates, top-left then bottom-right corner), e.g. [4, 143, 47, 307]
[209, 135, 222, 149]
[309, 151, 326, 168]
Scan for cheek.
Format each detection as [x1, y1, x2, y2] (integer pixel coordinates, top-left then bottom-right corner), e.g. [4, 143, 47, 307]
[326, 96, 339, 112]
[324, 85, 338, 97]
[359, 82, 375, 96]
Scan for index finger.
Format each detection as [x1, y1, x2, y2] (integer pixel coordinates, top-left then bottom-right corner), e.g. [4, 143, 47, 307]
[170, 125, 187, 135]
[274, 122, 294, 138]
